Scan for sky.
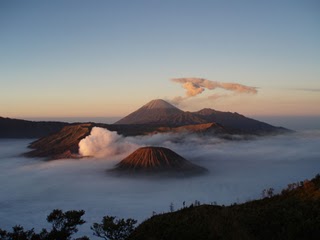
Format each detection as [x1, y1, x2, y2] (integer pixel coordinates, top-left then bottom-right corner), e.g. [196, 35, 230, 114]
[1, 0, 319, 120]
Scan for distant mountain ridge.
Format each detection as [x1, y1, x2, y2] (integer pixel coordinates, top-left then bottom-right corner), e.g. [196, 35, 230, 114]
[2, 99, 291, 159]
[114, 99, 289, 134]
[192, 108, 288, 134]
[0, 117, 68, 138]
[1, 99, 289, 140]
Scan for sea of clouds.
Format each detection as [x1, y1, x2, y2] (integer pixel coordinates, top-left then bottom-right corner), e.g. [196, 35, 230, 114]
[1, 128, 320, 238]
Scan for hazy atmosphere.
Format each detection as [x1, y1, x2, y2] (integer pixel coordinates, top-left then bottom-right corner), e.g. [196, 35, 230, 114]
[1, 1, 319, 239]
[1, 129, 320, 237]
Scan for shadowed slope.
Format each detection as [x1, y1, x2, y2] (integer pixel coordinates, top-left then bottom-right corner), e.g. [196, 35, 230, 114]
[24, 124, 94, 160]
[154, 122, 230, 135]
[194, 108, 290, 134]
[114, 147, 207, 175]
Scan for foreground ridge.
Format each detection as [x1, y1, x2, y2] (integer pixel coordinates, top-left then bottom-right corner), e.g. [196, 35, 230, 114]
[129, 174, 320, 240]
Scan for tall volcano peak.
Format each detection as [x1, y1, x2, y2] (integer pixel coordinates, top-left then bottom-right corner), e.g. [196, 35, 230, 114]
[114, 99, 207, 126]
[114, 99, 208, 126]
[142, 99, 178, 110]
[114, 99, 289, 134]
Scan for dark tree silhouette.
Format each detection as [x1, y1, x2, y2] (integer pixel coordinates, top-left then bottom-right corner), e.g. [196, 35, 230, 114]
[0, 225, 39, 240]
[91, 216, 137, 240]
[40, 209, 86, 240]
[0, 209, 87, 240]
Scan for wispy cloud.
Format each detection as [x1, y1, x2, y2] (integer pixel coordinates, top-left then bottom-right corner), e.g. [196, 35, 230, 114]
[291, 88, 320, 92]
[170, 77, 257, 104]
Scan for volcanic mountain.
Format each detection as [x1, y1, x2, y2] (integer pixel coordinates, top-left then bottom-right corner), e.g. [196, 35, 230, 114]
[25, 123, 93, 159]
[115, 99, 290, 134]
[113, 146, 207, 176]
[114, 99, 206, 126]
[21, 99, 290, 160]
[23, 122, 230, 160]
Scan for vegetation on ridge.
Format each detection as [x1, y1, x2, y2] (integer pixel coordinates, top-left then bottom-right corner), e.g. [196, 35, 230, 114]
[129, 174, 320, 240]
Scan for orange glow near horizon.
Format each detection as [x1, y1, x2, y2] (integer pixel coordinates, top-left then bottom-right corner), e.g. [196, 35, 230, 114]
[4, 88, 320, 120]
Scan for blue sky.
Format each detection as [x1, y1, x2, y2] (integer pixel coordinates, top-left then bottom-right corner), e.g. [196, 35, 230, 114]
[1, 0, 319, 118]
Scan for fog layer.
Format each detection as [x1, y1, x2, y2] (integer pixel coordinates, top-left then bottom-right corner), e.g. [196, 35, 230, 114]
[1, 131, 320, 237]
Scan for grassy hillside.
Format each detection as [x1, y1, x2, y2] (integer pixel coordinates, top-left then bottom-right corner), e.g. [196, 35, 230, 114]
[129, 174, 320, 240]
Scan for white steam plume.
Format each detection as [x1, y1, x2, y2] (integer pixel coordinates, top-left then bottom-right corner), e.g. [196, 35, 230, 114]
[78, 127, 195, 158]
[79, 127, 139, 158]
[171, 77, 257, 104]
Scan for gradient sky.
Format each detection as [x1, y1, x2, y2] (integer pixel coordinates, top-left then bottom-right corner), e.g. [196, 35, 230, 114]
[1, 0, 319, 119]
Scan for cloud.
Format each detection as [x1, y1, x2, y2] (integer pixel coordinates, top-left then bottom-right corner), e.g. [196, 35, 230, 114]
[207, 93, 231, 100]
[291, 88, 320, 92]
[78, 127, 202, 158]
[79, 127, 139, 158]
[1, 131, 320, 237]
[171, 78, 257, 104]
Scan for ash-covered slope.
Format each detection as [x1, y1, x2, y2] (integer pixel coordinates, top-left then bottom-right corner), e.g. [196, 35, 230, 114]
[114, 99, 206, 126]
[25, 124, 93, 160]
[114, 146, 207, 176]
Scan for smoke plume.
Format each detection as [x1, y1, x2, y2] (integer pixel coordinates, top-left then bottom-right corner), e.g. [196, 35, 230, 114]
[79, 127, 139, 158]
[171, 78, 257, 104]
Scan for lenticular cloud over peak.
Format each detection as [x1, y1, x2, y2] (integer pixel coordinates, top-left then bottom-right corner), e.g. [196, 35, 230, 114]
[79, 127, 139, 158]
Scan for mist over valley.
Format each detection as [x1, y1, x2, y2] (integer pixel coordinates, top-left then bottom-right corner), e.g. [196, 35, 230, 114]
[1, 1, 319, 238]
[1, 128, 319, 237]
